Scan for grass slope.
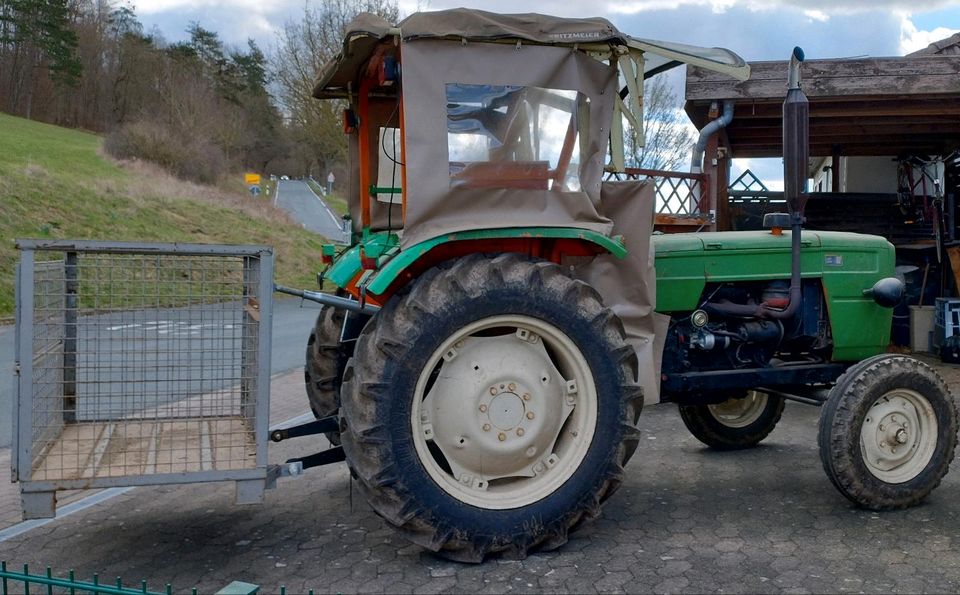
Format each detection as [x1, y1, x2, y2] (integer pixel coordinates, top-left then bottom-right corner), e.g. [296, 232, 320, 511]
[0, 113, 325, 319]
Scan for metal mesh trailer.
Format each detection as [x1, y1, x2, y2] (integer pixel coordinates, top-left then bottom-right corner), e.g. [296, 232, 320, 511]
[13, 240, 274, 519]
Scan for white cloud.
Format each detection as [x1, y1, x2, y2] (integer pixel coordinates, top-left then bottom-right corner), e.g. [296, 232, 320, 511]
[610, 0, 958, 16]
[899, 16, 959, 54]
[137, 0, 279, 14]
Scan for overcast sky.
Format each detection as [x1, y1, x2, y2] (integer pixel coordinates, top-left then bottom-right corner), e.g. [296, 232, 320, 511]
[134, 0, 960, 187]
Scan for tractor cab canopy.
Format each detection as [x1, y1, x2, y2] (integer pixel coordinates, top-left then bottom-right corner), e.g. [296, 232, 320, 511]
[313, 9, 747, 405]
[313, 9, 749, 248]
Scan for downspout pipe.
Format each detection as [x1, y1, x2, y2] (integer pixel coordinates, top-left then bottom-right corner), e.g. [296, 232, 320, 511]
[690, 100, 734, 173]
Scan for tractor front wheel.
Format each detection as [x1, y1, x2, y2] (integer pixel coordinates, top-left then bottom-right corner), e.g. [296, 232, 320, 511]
[338, 254, 642, 562]
[678, 391, 785, 450]
[818, 354, 958, 510]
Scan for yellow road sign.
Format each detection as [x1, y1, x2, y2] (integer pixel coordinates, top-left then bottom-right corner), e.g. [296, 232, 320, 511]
[244, 173, 261, 185]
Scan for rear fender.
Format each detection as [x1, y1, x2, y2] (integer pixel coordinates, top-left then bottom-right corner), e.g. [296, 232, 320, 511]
[328, 228, 626, 302]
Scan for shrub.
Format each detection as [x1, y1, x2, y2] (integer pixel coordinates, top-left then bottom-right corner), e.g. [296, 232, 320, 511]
[105, 120, 227, 184]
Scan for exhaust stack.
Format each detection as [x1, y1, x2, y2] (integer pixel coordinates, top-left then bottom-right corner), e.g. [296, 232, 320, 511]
[783, 47, 809, 225]
[705, 47, 809, 320]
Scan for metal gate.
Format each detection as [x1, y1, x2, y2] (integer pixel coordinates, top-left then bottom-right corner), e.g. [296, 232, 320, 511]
[13, 240, 274, 519]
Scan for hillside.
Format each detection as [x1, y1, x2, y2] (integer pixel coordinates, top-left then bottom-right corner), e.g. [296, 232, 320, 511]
[0, 113, 326, 319]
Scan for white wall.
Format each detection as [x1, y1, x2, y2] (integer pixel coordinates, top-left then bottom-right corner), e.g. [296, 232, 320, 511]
[841, 156, 898, 193]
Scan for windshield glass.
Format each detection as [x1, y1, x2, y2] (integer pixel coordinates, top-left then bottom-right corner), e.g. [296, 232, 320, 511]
[446, 83, 588, 192]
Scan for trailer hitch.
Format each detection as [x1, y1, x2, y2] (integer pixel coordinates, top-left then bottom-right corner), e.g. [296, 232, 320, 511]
[270, 415, 339, 442]
[274, 284, 380, 315]
[269, 415, 346, 476]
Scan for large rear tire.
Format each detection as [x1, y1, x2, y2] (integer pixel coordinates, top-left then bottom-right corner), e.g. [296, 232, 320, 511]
[818, 354, 958, 510]
[304, 304, 350, 444]
[339, 254, 642, 562]
[678, 391, 785, 450]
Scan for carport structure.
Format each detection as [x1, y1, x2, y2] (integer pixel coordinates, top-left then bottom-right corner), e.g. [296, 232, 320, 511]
[682, 37, 960, 235]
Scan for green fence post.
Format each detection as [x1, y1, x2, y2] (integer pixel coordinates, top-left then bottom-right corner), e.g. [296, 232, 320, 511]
[68, 569, 76, 595]
[45, 567, 53, 595]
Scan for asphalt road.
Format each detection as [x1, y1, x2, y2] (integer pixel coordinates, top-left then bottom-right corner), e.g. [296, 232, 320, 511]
[0, 298, 322, 448]
[274, 179, 348, 243]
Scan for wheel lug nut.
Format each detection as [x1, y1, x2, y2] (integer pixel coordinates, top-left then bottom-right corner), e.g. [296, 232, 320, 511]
[526, 411, 535, 420]
[516, 428, 525, 437]
[498, 432, 506, 442]
[483, 423, 491, 431]
[489, 387, 497, 395]
[508, 382, 516, 391]
[479, 404, 487, 413]
[522, 393, 531, 401]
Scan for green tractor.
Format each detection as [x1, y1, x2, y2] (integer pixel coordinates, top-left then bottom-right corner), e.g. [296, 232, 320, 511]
[276, 9, 958, 562]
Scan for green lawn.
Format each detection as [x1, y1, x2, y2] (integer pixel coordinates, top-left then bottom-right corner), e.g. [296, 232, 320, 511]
[0, 113, 327, 319]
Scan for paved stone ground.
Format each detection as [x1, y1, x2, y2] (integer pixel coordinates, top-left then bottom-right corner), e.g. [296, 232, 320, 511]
[3, 363, 960, 593]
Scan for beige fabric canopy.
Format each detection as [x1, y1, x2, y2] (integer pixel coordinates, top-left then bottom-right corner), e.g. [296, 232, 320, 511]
[314, 8, 749, 98]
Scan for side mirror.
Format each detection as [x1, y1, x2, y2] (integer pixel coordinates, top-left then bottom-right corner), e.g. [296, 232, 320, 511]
[863, 277, 904, 308]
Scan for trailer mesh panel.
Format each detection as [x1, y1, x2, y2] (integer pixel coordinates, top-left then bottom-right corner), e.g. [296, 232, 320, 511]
[18, 245, 269, 483]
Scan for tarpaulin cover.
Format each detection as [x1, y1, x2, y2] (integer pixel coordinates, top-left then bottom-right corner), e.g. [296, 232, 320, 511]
[315, 9, 750, 98]
[399, 39, 615, 247]
[574, 180, 669, 404]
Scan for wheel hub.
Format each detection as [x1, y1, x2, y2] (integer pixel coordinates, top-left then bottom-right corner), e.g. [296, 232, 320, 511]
[412, 315, 596, 509]
[860, 390, 938, 483]
[707, 391, 768, 428]
[487, 387, 527, 430]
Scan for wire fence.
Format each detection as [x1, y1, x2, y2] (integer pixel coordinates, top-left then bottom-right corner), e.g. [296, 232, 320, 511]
[14, 241, 273, 518]
[0, 561, 315, 595]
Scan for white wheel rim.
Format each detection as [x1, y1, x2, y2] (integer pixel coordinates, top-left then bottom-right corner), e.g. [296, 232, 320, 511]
[859, 389, 938, 484]
[411, 315, 598, 510]
[707, 391, 768, 428]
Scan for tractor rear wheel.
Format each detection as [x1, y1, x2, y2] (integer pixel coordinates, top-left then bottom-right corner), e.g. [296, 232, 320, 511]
[338, 254, 642, 562]
[304, 304, 350, 444]
[818, 354, 958, 510]
[678, 391, 785, 450]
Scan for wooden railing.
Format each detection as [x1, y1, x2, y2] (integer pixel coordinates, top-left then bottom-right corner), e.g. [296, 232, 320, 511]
[607, 168, 712, 231]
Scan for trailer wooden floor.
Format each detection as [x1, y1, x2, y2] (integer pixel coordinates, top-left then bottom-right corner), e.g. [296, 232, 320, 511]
[30, 417, 257, 481]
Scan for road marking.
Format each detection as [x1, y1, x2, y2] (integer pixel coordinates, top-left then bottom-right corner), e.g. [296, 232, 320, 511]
[273, 179, 281, 207]
[0, 410, 316, 543]
[303, 181, 343, 230]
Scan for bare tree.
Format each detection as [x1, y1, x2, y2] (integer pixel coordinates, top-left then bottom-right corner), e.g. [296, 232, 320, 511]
[272, 0, 400, 176]
[625, 74, 694, 172]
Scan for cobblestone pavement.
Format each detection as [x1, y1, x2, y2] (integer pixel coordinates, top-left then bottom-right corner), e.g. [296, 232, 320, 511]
[3, 366, 960, 593]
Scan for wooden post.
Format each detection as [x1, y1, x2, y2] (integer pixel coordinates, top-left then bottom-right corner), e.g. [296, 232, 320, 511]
[716, 145, 731, 231]
[703, 102, 720, 231]
[831, 145, 842, 193]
